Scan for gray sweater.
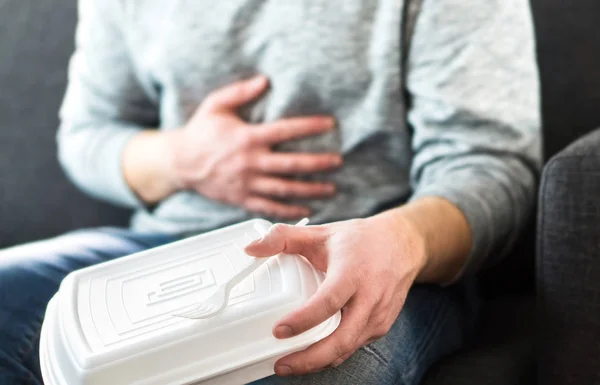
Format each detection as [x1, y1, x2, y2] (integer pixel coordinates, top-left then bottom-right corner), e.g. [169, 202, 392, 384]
[58, 0, 541, 278]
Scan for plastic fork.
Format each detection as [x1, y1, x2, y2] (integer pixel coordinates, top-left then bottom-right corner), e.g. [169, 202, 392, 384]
[172, 218, 310, 320]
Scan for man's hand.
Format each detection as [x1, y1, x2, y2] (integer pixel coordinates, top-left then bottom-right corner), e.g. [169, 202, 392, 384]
[244, 197, 471, 376]
[124, 75, 342, 218]
[244, 212, 427, 375]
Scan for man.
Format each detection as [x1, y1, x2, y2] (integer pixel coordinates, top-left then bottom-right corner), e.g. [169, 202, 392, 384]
[0, 0, 540, 384]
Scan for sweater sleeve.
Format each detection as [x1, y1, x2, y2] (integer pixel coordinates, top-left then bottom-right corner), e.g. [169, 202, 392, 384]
[57, 0, 159, 208]
[406, 0, 542, 281]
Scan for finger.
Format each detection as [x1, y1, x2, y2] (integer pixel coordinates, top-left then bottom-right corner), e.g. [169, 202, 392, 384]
[332, 298, 398, 368]
[242, 196, 310, 220]
[273, 272, 354, 339]
[249, 177, 336, 199]
[252, 116, 336, 145]
[254, 152, 343, 174]
[360, 301, 398, 347]
[244, 222, 325, 258]
[202, 75, 269, 112]
[275, 297, 371, 376]
[330, 314, 381, 369]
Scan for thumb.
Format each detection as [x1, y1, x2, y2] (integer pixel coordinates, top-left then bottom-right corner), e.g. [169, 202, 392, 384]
[244, 223, 322, 258]
[202, 75, 269, 112]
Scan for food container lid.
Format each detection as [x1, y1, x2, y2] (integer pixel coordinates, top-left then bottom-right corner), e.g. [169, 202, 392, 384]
[40, 219, 341, 385]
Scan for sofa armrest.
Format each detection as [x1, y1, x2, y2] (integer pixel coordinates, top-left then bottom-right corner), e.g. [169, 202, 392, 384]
[538, 128, 600, 385]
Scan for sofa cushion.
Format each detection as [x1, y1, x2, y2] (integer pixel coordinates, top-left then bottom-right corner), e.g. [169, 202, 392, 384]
[537, 129, 600, 385]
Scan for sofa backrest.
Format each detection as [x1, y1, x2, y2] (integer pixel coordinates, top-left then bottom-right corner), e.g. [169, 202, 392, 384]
[0, 0, 130, 247]
[531, 0, 600, 160]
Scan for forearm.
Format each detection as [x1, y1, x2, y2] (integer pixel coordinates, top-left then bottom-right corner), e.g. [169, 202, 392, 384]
[372, 197, 471, 284]
[402, 0, 540, 281]
[58, 0, 161, 208]
[123, 130, 180, 204]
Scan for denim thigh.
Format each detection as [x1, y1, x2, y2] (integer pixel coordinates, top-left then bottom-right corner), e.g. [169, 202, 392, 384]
[0, 228, 174, 385]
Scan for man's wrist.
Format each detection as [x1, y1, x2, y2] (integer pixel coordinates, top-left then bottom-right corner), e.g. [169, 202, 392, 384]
[368, 209, 430, 281]
[370, 196, 471, 284]
[123, 130, 182, 204]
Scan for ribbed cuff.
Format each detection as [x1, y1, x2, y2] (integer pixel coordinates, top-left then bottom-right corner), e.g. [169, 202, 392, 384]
[59, 123, 146, 209]
[98, 125, 146, 208]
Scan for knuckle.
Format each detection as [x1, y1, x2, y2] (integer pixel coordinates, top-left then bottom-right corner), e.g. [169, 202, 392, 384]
[201, 95, 218, 111]
[334, 337, 354, 357]
[313, 157, 329, 169]
[323, 293, 344, 314]
[234, 85, 249, 99]
[270, 223, 289, 237]
[373, 310, 388, 327]
[300, 360, 316, 374]
[272, 182, 290, 196]
[374, 322, 392, 339]
[366, 290, 384, 306]
[283, 158, 299, 171]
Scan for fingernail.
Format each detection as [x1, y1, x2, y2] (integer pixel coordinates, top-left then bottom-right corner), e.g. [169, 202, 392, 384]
[245, 237, 263, 249]
[274, 325, 294, 339]
[333, 358, 344, 368]
[252, 75, 268, 85]
[326, 185, 336, 194]
[275, 365, 292, 376]
[332, 157, 343, 167]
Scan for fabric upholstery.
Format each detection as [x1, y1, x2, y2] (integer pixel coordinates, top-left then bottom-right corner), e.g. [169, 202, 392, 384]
[0, 0, 130, 248]
[538, 129, 600, 385]
[530, 0, 600, 160]
[532, 0, 600, 382]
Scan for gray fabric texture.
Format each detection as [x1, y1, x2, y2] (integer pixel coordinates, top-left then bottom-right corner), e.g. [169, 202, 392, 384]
[531, 0, 600, 159]
[0, 0, 130, 248]
[532, 0, 600, 382]
[57, 0, 541, 279]
[537, 128, 600, 385]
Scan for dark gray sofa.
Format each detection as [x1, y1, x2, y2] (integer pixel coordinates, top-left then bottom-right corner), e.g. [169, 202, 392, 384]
[0, 0, 593, 384]
[534, 0, 600, 383]
[0, 0, 130, 248]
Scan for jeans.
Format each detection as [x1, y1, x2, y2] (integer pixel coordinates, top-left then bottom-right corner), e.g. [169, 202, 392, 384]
[0, 228, 479, 385]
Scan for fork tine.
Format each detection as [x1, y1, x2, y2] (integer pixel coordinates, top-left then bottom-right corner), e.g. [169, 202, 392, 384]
[172, 305, 206, 319]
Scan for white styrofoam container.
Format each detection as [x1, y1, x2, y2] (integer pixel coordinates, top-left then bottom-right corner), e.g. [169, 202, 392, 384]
[39, 219, 341, 385]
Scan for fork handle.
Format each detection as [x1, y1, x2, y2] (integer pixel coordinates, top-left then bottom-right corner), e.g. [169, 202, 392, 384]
[225, 257, 268, 292]
[226, 218, 310, 292]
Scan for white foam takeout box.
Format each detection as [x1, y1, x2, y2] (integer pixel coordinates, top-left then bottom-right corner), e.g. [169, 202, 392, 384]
[39, 219, 341, 385]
